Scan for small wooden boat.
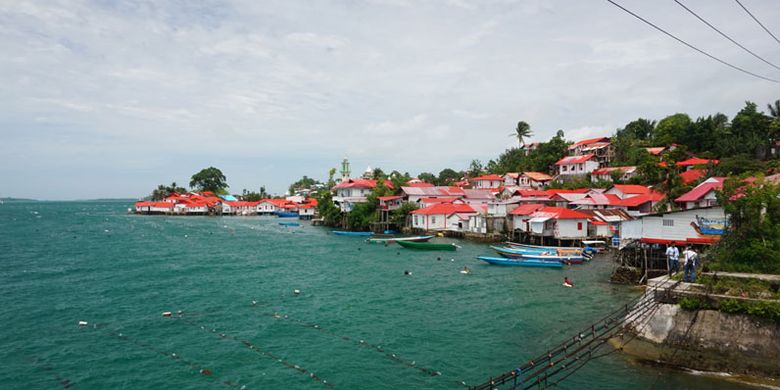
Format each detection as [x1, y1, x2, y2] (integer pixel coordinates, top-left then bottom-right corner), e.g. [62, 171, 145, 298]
[491, 246, 586, 263]
[332, 230, 374, 237]
[367, 235, 434, 244]
[397, 240, 457, 251]
[505, 242, 582, 251]
[279, 221, 300, 227]
[477, 256, 563, 268]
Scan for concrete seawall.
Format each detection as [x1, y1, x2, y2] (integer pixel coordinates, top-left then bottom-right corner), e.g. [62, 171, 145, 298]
[617, 277, 780, 385]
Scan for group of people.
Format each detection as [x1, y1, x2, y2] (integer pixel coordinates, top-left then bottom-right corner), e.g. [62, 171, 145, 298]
[665, 242, 698, 282]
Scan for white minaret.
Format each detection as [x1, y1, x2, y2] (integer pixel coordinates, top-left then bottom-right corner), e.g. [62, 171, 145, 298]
[340, 157, 351, 182]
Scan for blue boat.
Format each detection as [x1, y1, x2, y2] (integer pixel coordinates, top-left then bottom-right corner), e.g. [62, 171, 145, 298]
[383, 230, 399, 235]
[490, 246, 587, 264]
[279, 221, 300, 227]
[477, 256, 563, 268]
[333, 230, 374, 237]
[275, 211, 298, 218]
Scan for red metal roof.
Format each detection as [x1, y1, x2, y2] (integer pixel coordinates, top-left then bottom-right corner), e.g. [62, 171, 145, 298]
[470, 174, 503, 181]
[333, 179, 393, 189]
[378, 196, 402, 201]
[675, 177, 725, 203]
[411, 203, 476, 215]
[555, 154, 595, 165]
[568, 137, 610, 149]
[676, 157, 719, 166]
[532, 206, 590, 220]
[420, 197, 459, 204]
[617, 192, 665, 207]
[545, 188, 591, 195]
[645, 147, 666, 156]
[592, 166, 636, 175]
[406, 182, 434, 187]
[611, 184, 651, 194]
[509, 203, 545, 215]
[680, 169, 706, 185]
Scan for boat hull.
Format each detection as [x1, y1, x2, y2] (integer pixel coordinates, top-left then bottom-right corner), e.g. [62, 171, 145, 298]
[491, 246, 586, 263]
[397, 240, 457, 251]
[279, 222, 300, 227]
[367, 235, 434, 244]
[477, 256, 563, 268]
[333, 231, 374, 237]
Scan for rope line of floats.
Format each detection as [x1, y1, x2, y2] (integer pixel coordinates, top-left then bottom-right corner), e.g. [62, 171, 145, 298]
[27, 356, 74, 389]
[173, 316, 335, 389]
[88, 323, 243, 389]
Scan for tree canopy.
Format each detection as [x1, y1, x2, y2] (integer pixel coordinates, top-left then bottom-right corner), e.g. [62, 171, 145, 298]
[150, 182, 187, 201]
[190, 167, 228, 194]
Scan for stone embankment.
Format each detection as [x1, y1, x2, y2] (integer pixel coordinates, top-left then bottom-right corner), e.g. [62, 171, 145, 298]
[617, 275, 780, 386]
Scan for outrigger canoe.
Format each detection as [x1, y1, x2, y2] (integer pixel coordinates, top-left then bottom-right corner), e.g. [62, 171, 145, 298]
[477, 256, 563, 268]
[333, 231, 374, 237]
[396, 240, 457, 251]
[367, 235, 434, 244]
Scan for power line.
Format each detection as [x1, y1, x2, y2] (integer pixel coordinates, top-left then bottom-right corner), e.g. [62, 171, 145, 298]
[734, 0, 780, 46]
[605, 0, 780, 83]
[674, 0, 780, 72]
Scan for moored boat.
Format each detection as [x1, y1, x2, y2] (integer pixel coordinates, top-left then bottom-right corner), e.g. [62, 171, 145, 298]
[279, 221, 300, 227]
[367, 235, 434, 244]
[476, 256, 563, 268]
[333, 230, 374, 237]
[504, 242, 581, 251]
[490, 246, 587, 263]
[275, 211, 299, 218]
[396, 240, 457, 251]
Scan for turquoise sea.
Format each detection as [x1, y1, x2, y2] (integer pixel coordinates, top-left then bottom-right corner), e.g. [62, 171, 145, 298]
[0, 201, 758, 389]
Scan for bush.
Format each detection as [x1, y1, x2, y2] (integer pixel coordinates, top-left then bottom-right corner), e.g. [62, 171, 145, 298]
[679, 297, 703, 310]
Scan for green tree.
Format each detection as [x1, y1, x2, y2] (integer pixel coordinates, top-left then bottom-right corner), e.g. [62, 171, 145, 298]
[371, 167, 386, 180]
[327, 168, 337, 188]
[241, 186, 269, 201]
[510, 121, 533, 147]
[438, 168, 462, 185]
[150, 182, 187, 201]
[467, 159, 484, 177]
[417, 172, 437, 185]
[730, 101, 773, 159]
[768, 99, 780, 119]
[714, 177, 780, 274]
[288, 175, 321, 195]
[654, 113, 692, 146]
[390, 202, 418, 228]
[315, 190, 342, 226]
[493, 148, 525, 174]
[190, 167, 228, 194]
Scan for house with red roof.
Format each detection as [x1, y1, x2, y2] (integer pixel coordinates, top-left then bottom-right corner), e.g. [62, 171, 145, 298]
[569, 136, 613, 166]
[615, 192, 666, 216]
[222, 201, 260, 215]
[332, 178, 393, 212]
[526, 207, 590, 239]
[555, 154, 600, 177]
[378, 195, 403, 211]
[676, 157, 719, 171]
[520, 142, 540, 156]
[410, 203, 478, 231]
[510, 203, 545, 232]
[604, 184, 651, 199]
[135, 201, 175, 214]
[680, 169, 706, 185]
[568, 193, 623, 210]
[675, 177, 725, 210]
[470, 174, 503, 189]
[296, 203, 316, 219]
[256, 198, 289, 214]
[591, 166, 637, 183]
[401, 186, 466, 203]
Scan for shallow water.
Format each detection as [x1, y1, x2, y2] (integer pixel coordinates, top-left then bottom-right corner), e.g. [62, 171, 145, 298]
[0, 201, 759, 389]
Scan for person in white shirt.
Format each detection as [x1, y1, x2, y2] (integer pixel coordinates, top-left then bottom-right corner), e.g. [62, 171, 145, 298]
[665, 242, 680, 277]
[682, 246, 698, 282]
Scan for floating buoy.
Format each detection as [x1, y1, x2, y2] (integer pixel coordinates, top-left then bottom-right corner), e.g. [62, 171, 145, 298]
[177, 310, 183, 315]
[162, 311, 172, 317]
[200, 368, 212, 376]
[252, 300, 257, 306]
[78, 321, 88, 327]
[404, 270, 412, 276]
[293, 289, 301, 295]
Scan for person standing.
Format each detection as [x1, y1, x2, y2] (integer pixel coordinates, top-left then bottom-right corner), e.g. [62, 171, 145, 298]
[683, 246, 698, 283]
[665, 242, 679, 277]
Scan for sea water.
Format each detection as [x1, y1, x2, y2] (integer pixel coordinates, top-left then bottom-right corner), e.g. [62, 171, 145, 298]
[0, 201, 757, 389]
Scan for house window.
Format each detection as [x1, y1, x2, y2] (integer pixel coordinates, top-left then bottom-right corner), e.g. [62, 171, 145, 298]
[414, 215, 419, 225]
[432, 216, 437, 224]
[562, 166, 568, 172]
[577, 222, 583, 230]
[663, 219, 674, 227]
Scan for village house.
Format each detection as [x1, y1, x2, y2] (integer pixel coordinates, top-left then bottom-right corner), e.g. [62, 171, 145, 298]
[590, 166, 637, 183]
[555, 154, 600, 177]
[297, 203, 316, 219]
[256, 199, 287, 214]
[509, 203, 545, 233]
[675, 177, 725, 210]
[615, 192, 665, 216]
[675, 157, 719, 171]
[620, 206, 726, 246]
[526, 207, 591, 241]
[503, 172, 521, 187]
[378, 196, 403, 211]
[410, 203, 478, 232]
[680, 169, 706, 185]
[135, 201, 174, 214]
[462, 189, 496, 206]
[604, 184, 651, 199]
[470, 174, 504, 189]
[332, 178, 393, 212]
[520, 142, 540, 156]
[569, 193, 623, 210]
[568, 137, 613, 166]
[174, 201, 208, 215]
[518, 172, 553, 188]
[222, 201, 259, 215]
[401, 186, 465, 203]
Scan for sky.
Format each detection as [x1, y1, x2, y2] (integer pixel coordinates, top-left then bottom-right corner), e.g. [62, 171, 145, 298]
[1, 0, 779, 200]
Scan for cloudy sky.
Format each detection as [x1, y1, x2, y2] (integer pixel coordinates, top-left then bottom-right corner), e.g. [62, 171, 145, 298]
[1, 0, 779, 200]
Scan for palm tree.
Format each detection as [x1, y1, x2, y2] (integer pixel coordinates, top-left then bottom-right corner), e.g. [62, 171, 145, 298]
[509, 121, 533, 147]
[768, 99, 780, 118]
